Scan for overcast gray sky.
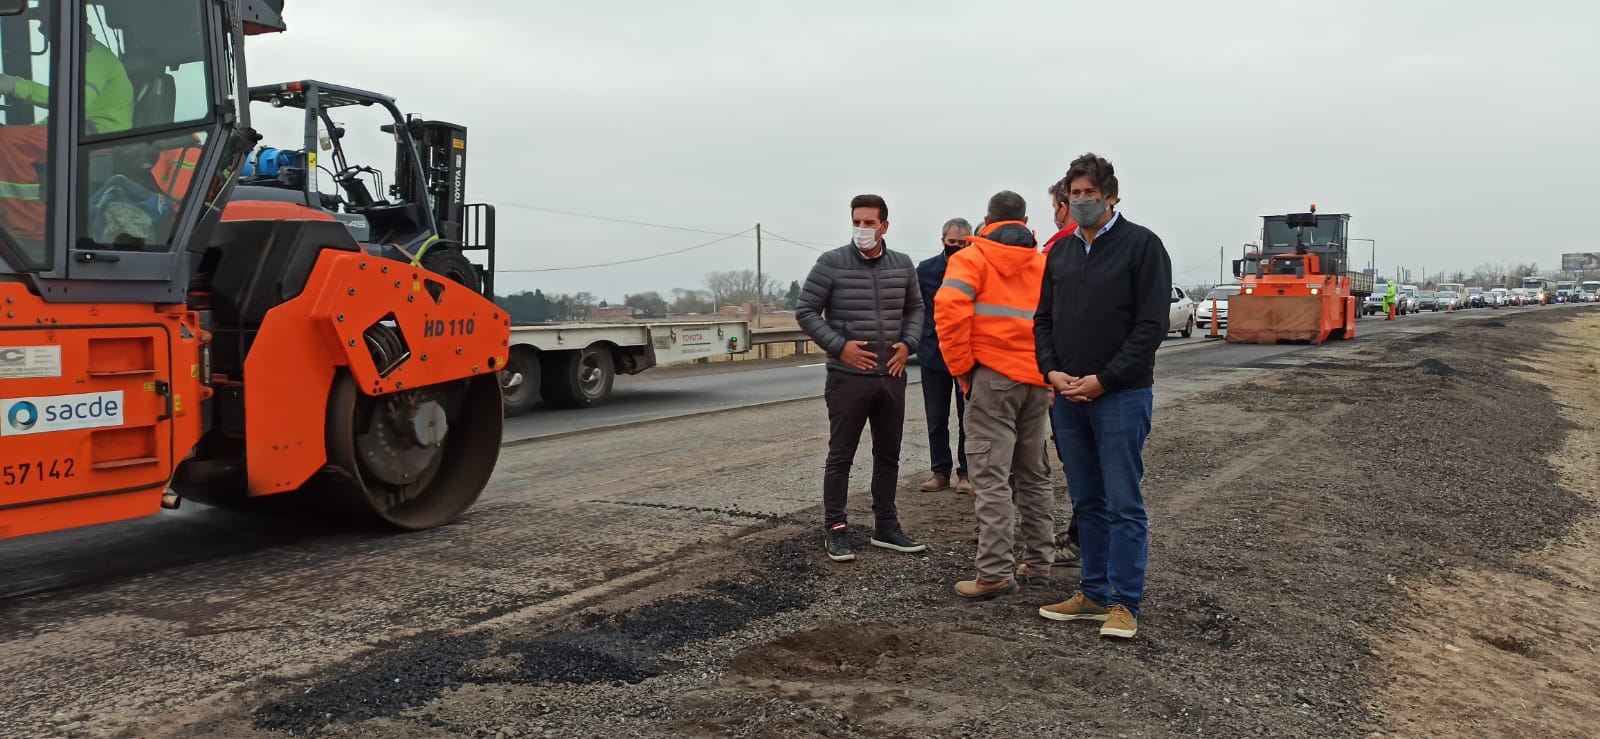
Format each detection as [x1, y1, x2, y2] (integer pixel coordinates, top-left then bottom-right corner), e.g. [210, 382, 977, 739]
[246, 0, 1600, 298]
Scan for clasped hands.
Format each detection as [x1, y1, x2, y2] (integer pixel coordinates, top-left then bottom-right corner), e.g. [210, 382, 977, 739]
[1046, 370, 1104, 403]
[840, 341, 909, 377]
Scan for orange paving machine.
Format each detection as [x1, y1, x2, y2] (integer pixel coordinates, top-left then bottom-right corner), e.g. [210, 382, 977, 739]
[0, 1, 507, 541]
[1226, 206, 1374, 345]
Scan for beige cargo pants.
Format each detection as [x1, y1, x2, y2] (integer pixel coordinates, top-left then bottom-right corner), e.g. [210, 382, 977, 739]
[964, 365, 1055, 582]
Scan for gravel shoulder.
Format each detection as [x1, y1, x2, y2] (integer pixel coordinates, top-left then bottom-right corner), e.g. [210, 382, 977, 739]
[1370, 311, 1600, 736]
[133, 309, 1600, 738]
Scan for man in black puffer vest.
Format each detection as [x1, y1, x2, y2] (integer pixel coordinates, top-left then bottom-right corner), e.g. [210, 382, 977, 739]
[796, 193, 928, 563]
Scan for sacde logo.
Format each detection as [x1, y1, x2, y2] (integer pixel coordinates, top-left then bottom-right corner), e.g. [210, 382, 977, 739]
[0, 391, 124, 437]
[6, 400, 37, 431]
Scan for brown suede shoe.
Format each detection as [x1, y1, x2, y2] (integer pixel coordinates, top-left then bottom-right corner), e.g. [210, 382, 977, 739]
[954, 475, 974, 495]
[1038, 591, 1111, 622]
[920, 474, 950, 492]
[954, 578, 1020, 600]
[1100, 605, 1138, 639]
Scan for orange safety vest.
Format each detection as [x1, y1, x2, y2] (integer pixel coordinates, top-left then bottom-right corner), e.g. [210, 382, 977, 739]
[0, 126, 49, 242]
[150, 138, 202, 198]
[934, 220, 1047, 388]
[0, 128, 199, 246]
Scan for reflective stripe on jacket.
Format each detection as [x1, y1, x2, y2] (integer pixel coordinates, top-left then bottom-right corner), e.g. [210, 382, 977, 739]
[934, 221, 1047, 388]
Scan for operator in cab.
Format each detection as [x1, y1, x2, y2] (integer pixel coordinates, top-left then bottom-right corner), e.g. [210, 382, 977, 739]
[0, 4, 135, 244]
[0, 3, 134, 135]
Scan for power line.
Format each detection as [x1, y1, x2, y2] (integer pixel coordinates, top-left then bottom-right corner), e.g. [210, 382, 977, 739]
[493, 200, 834, 248]
[497, 229, 754, 273]
[1173, 254, 1218, 276]
[494, 200, 743, 238]
[759, 227, 830, 253]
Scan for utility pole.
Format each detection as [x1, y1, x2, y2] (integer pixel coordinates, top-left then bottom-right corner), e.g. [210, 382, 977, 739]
[1351, 238, 1376, 277]
[1218, 245, 1224, 286]
[755, 223, 763, 329]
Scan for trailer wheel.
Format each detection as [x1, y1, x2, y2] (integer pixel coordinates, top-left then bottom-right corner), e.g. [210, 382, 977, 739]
[541, 344, 615, 409]
[500, 346, 541, 417]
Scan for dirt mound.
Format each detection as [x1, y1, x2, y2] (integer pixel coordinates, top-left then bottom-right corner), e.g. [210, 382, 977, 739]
[725, 621, 910, 680]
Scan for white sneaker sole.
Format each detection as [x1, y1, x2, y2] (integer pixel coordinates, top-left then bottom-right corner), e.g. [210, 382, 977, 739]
[1038, 607, 1111, 622]
[870, 539, 927, 553]
[1100, 624, 1138, 638]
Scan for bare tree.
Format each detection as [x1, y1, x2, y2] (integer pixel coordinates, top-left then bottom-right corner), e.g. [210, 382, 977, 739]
[670, 288, 714, 315]
[1468, 262, 1501, 287]
[705, 270, 781, 309]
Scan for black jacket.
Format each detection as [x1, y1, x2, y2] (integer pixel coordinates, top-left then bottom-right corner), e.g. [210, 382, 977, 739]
[1034, 215, 1171, 392]
[796, 242, 924, 375]
[915, 250, 951, 372]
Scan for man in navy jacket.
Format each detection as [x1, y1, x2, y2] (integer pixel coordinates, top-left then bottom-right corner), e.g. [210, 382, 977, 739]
[915, 218, 973, 494]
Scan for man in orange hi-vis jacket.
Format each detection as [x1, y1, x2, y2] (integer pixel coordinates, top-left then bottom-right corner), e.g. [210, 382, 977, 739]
[936, 190, 1055, 600]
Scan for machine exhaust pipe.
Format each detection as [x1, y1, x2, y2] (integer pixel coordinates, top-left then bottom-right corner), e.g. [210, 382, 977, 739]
[161, 489, 182, 510]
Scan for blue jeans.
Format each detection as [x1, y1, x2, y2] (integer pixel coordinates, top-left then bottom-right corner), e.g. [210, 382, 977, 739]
[1050, 386, 1153, 616]
[920, 367, 967, 478]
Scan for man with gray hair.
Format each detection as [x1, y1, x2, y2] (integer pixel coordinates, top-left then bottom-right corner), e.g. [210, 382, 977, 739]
[916, 217, 974, 494]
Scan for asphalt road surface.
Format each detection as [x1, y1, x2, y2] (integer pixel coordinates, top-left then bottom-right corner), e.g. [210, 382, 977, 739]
[505, 309, 1501, 442]
[0, 303, 1583, 737]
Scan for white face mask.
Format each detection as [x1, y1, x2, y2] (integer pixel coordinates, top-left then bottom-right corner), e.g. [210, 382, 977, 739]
[852, 226, 879, 252]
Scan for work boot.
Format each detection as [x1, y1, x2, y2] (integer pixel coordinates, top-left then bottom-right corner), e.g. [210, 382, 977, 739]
[1100, 605, 1139, 639]
[1038, 591, 1111, 622]
[920, 474, 950, 492]
[824, 525, 855, 562]
[954, 578, 1020, 600]
[1016, 563, 1051, 588]
[955, 475, 974, 495]
[871, 523, 927, 553]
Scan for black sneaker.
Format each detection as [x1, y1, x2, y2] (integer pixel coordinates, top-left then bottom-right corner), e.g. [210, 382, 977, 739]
[1052, 531, 1081, 567]
[825, 526, 855, 562]
[870, 523, 927, 553]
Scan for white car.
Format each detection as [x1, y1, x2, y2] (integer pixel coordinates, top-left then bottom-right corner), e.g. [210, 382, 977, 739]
[1195, 285, 1241, 330]
[1169, 285, 1196, 338]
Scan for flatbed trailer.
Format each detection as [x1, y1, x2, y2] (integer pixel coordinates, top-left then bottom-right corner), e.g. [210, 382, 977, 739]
[499, 321, 752, 414]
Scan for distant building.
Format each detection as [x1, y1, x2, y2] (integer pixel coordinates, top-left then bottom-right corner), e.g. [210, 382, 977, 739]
[593, 306, 636, 321]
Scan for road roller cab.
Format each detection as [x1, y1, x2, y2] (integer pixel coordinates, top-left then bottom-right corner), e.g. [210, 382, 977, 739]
[0, 0, 508, 541]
